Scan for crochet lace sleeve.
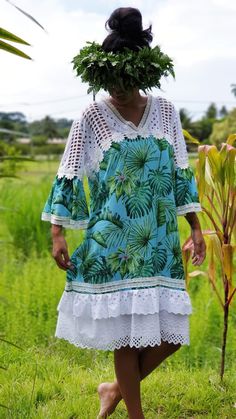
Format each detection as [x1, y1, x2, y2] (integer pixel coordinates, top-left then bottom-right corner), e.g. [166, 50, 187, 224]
[41, 116, 90, 229]
[171, 105, 202, 216]
[57, 117, 88, 180]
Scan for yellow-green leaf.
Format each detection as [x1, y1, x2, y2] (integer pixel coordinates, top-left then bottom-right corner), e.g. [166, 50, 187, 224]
[188, 270, 208, 277]
[0, 27, 30, 45]
[226, 134, 236, 146]
[0, 40, 31, 60]
[222, 244, 234, 286]
[183, 129, 200, 144]
[197, 146, 207, 200]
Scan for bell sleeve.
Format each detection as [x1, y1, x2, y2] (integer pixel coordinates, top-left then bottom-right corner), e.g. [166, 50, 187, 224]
[172, 105, 202, 216]
[41, 118, 90, 229]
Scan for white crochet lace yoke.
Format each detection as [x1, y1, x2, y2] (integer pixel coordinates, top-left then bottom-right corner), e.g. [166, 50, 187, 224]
[57, 95, 190, 180]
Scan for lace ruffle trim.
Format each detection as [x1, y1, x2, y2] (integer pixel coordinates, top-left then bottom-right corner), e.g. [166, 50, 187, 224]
[176, 203, 202, 215]
[41, 212, 89, 229]
[55, 310, 190, 350]
[57, 286, 192, 320]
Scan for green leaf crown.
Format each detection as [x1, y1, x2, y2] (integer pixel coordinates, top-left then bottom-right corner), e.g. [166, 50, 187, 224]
[72, 42, 175, 94]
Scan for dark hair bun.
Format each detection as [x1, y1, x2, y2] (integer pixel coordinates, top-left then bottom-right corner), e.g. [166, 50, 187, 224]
[102, 7, 153, 52]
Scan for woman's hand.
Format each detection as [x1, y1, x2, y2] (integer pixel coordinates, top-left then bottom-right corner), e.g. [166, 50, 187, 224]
[51, 225, 73, 271]
[190, 228, 206, 266]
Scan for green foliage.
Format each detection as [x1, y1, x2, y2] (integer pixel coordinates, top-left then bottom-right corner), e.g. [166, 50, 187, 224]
[0, 177, 53, 257]
[0, 142, 25, 177]
[72, 42, 175, 93]
[205, 103, 218, 119]
[209, 108, 236, 147]
[0, 27, 31, 60]
[30, 116, 59, 139]
[31, 134, 48, 146]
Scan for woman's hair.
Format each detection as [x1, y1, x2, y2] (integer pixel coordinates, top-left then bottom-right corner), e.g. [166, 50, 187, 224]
[102, 7, 153, 53]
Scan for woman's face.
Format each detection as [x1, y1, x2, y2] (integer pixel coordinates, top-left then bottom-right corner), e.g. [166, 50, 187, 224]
[108, 86, 138, 105]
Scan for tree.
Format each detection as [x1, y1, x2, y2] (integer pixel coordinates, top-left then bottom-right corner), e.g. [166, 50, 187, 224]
[209, 108, 236, 148]
[205, 103, 218, 119]
[219, 106, 228, 118]
[29, 116, 59, 139]
[179, 108, 192, 130]
[43, 116, 59, 139]
[231, 84, 236, 97]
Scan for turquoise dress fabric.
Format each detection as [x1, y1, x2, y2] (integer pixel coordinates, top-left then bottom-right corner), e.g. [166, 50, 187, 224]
[42, 134, 201, 293]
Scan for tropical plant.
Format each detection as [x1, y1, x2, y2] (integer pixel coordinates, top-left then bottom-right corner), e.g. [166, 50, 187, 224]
[0, 27, 31, 60]
[182, 134, 236, 380]
[1, 0, 45, 59]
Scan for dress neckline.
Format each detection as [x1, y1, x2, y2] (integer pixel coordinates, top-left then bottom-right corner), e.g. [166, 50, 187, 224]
[102, 94, 152, 131]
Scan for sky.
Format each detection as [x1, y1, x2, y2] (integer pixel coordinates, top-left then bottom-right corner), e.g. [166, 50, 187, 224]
[1, 0, 236, 122]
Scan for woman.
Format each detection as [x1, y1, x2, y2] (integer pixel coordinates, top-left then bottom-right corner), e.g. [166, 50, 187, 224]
[41, 7, 206, 419]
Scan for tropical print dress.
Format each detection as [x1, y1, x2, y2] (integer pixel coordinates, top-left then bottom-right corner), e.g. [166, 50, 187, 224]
[41, 94, 202, 350]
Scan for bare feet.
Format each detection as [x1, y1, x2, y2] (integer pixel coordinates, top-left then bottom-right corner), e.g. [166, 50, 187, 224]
[97, 382, 122, 418]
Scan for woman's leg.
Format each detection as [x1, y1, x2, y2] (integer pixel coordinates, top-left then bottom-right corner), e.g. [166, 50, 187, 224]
[113, 346, 145, 419]
[97, 340, 181, 417]
[138, 340, 181, 380]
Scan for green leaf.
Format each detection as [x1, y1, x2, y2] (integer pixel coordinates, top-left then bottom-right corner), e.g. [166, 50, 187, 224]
[0, 39, 31, 59]
[0, 27, 30, 45]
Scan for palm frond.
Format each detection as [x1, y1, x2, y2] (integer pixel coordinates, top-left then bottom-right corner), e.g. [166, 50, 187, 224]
[5, 0, 46, 31]
[0, 27, 30, 45]
[0, 39, 31, 59]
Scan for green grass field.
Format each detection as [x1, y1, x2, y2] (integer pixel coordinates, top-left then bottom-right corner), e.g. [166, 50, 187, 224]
[0, 158, 236, 418]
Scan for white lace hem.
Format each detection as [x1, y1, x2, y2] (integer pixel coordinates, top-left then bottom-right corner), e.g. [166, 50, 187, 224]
[55, 310, 190, 350]
[41, 212, 89, 229]
[57, 287, 192, 320]
[176, 203, 202, 216]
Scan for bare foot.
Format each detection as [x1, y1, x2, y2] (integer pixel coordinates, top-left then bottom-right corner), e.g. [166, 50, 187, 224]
[97, 382, 122, 418]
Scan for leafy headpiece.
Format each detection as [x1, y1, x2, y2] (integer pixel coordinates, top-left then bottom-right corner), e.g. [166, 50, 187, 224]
[72, 42, 175, 94]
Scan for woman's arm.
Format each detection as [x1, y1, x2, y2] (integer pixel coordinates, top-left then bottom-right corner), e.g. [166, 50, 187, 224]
[184, 212, 201, 230]
[51, 224, 73, 271]
[184, 212, 206, 266]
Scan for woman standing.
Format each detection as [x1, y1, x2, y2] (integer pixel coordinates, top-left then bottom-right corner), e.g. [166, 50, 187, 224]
[41, 7, 206, 419]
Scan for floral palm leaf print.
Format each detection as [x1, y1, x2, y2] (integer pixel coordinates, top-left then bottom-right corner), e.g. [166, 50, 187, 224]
[123, 180, 153, 218]
[107, 167, 137, 200]
[129, 257, 155, 278]
[151, 247, 168, 274]
[89, 175, 110, 212]
[128, 218, 157, 256]
[83, 256, 113, 283]
[43, 133, 201, 288]
[155, 197, 176, 228]
[125, 141, 157, 177]
[148, 166, 173, 197]
[161, 232, 184, 278]
[87, 208, 123, 229]
[108, 245, 141, 278]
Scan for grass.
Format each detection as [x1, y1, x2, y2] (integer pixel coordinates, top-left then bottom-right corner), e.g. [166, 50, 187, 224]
[1, 344, 236, 418]
[0, 157, 236, 418]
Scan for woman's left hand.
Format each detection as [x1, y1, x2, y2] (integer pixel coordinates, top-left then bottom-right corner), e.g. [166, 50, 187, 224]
[190, 228, 206, 266]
